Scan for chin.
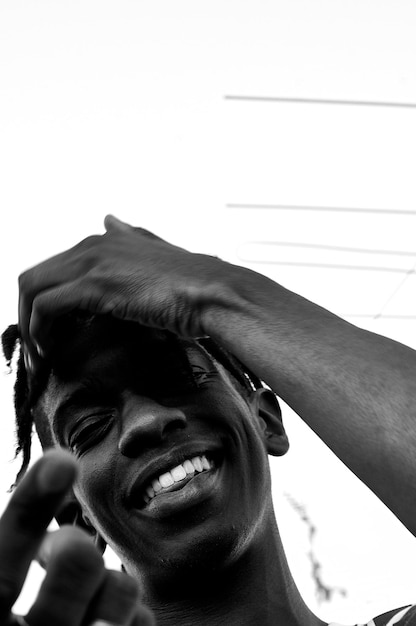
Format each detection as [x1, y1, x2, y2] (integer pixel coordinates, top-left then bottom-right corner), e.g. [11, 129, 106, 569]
[124, 521, 253, 600]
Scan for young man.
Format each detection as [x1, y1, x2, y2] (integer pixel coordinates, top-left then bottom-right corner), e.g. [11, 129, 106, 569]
[1, 215, 416, 625]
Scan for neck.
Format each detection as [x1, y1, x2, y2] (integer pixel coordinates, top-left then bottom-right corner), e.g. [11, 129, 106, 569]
[136, 513, 326, 626]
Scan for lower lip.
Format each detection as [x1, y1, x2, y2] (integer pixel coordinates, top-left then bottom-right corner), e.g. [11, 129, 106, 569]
[137, 467, 220, 519]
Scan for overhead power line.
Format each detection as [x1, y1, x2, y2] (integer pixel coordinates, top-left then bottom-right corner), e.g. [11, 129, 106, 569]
[342, 314, 416, 320]
[372, 259, 416, 319]
[343, 314, 416, 320]
[236, 260, 416, 274]
[227, 204, 416, 215]
[240, 241, 416, 257]
[225, 95, 416, 109]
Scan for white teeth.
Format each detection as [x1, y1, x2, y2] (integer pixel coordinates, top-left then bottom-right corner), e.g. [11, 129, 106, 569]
[171, 465, 187, 481]
[159, 472, 174, 488]
[191, 456, 203, 472]
[141, 454, 214, 506]
[146, 485, 155, 499]
[183, 459, 195, 474]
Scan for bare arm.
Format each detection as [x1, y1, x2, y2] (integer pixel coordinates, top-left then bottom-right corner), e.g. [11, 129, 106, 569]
[201, 264, 416, 535]
[18, 215, 416, 536]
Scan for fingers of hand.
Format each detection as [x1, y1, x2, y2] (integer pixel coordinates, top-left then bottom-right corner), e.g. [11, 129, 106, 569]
[29, 542, 154, 626]
[18, 235, 102, 365]
[25, 525, 105, 626]
[18, 249, 77, 359]
[28, 280, 110, 360]
[0, 451, 77, 619]
[82, 570, 143, 626]
[19, 218, 179, 371]
[130, 605, 157, 625]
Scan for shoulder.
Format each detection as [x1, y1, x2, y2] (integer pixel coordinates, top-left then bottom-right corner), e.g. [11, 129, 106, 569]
[370, 605, 416, 625]
[329, 604, 416, 626]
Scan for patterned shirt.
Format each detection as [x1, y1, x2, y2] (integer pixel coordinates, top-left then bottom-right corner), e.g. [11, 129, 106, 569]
[329, 605, 416, 626]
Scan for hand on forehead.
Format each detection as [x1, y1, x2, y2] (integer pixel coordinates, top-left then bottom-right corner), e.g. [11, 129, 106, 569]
[43, 312, 216, 396]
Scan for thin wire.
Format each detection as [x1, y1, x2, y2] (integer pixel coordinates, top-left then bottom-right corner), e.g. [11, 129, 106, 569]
[239, 244, 416, 318]
[225, 95, 416, 109]
[342, 314, 416, 320]
[372, 258, 416, 319]
[240, 241, 416, 257]
[236, 259, 416, 274]
[227, 203, 416, 215]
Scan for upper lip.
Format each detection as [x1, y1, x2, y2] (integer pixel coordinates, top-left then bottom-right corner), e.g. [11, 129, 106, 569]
[126, 442, 222, 507]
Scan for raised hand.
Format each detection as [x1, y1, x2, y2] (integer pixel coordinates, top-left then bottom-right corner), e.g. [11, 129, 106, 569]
[0, 450, 155, 625]
[18, 215, 223, 373]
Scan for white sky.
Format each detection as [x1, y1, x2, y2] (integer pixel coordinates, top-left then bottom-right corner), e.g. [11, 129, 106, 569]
[1, 1, 416, 623]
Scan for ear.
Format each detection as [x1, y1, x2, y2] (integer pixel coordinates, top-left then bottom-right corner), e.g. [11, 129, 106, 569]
[55, 489, 107, 555]
[249, 388, 289, 457]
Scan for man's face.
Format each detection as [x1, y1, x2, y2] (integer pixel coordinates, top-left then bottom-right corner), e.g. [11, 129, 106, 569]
[38, 320, 275, 587]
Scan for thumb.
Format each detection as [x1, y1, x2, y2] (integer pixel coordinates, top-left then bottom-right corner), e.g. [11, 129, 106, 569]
[104, 214, 132, 233]
[104, 215, 167, 243]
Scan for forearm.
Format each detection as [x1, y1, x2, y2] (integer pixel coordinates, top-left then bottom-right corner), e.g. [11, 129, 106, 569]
[19, 217, 416, 535]
[201, 262, 416, 533]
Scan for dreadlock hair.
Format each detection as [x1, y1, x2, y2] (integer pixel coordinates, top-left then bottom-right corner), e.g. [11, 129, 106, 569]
[1, 324, 51, 487]
[1, 318, 266, 489]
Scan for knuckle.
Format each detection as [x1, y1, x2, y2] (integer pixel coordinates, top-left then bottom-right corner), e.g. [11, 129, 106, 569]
[107, 570, 141, 603]
[50, 526, 104, 577]
[31, 292, 47, 316]
[18, 270, 31, 292]
[71, 236, 101, 265]
[135, 227, 160, 240]
[75, 234, 101, 250]
[74, 238, 107, 274]
[31, 289, 62, 318]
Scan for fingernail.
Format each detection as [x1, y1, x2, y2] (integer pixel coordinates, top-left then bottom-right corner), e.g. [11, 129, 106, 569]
[34, 342, 46, 358]
[23, 349, 29, 371]
[37, 452, 77, 494]
[24, 350, 34, 373]
[36, 532, 54, 568]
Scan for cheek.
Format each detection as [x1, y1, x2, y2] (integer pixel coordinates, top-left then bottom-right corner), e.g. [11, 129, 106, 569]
[206, 393, 270, 490]
[73, 451, 116, 518]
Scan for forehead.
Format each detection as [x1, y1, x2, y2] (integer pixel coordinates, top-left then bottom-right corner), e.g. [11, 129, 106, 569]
[38, 314, 216, 417]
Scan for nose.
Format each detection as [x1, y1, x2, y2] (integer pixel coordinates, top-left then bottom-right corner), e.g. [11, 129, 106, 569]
[118, 392, 187, 457]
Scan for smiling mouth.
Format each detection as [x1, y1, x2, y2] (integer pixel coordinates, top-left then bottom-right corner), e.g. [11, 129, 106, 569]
[138, 453, 218, 508]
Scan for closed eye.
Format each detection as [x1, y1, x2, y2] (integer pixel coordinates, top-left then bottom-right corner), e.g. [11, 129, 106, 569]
[67, 412, 115, 457]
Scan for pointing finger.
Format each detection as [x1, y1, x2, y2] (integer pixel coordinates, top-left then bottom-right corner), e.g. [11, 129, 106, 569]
[0, 450, 77, 619]
[25, 526, 105, 626]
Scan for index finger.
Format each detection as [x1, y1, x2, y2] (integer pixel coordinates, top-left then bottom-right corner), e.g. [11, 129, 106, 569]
[0, 450, 77, 619]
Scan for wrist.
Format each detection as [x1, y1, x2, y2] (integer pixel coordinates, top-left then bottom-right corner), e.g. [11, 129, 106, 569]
[196, 260, 257, 339]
